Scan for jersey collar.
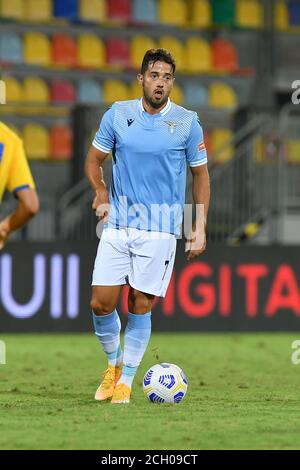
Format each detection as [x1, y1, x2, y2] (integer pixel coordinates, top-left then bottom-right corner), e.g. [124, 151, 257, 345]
[139, 98, 171, 117]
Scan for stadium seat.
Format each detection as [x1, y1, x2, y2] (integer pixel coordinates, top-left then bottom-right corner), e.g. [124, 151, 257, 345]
[103, 80, 129, 104]
[50, 80, 76, 103]
[212, 0, 235, 27]
[159, 0, 187, 26]
[23, 77, 50, 104]
[24, 0, 52, 21]
[0, 33, 23, 64]
[4, 77, 23, 103]
[79, 0, 106, 23]
[130, 36, 157, 70]
[211, 128, 234, 164]
[107, 0, 131, 23]
[78, 79, 103, 104]
[106, 38, 130, 68]
[189, 0, 212, 28]
[274, 0, 289, 30]
[159, 36, 184, 72]
[52, 34, 77, 67]
[77, 35, 105, 69]
[53, 0, 78, 20]
[24, 32, 51, 66]
[208, 81, 237, 108]
[50, 126, 73, 160]
[23, 124, 50, 160]
[289, 1, 300, 26]
[183, 82, 208, 107]
[236, 0, 264, 29]
[185, 37, 212, 73]
[170, 83, 184, 105]
[129, 81, 142, 100]
[212, 38, 238, 72]
[0, 0, 24, 20]
[287, 140, 300, 164]
[132, 0, 157, 24]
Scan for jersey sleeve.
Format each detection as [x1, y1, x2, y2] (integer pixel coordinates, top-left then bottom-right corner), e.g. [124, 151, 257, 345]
[186, 113, 208, 167]
[6, 138, 35, 194]
[92, 105, 116, 153]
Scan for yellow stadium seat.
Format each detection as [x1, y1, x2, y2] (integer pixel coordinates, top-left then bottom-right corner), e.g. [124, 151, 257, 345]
[79, 0, 106, 22]
[159, 36, 184, 72]
[0, 0, 24, 20]
[24, 0, 52, 21]
[274, 0, 289, 31]
[287, 140, 300, 164]
[23, 77, 49, 104]
[130, 80, 142, 100]
[23, 124, 49, 160]
[208, 81, 237, 108]
[170, 82, 184, 105]
[186, 37, 212, 73]
[24, 32, 51, 66]
[77, 35, 105, 68]
[103, 80, 130, 104]
[189, 0, 212, 28]
[4, 77, 23, 103]
[236, 0, 264, 29]
[211, 128, 234, 164]
[130, 36, 157, 70]
[159, 0, 187, 26]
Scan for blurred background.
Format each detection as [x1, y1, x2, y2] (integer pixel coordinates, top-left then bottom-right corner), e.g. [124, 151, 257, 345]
[0, 0, 300, 332]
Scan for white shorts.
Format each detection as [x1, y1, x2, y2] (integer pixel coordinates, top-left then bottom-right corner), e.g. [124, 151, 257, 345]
[92, 227, 177, 297]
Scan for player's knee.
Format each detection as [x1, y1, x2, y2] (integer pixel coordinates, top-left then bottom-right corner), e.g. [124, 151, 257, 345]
[90, 298, 114, 316]
[128, 289, 153, 313]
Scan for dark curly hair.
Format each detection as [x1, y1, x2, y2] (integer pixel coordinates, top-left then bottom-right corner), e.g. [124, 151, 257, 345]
[140, 48, 176, 75]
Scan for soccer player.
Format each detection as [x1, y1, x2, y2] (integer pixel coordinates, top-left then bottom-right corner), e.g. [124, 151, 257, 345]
[0, 122, 39, 249]
[85, 49, 210, 404]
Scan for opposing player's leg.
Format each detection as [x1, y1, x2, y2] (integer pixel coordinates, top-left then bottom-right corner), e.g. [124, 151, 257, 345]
[111, 288, 154, 404]
[91, 285, 124, 401]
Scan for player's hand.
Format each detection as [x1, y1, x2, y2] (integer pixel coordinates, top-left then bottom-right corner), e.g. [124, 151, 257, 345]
[92, 188, 110, 223]
[185, 225, 207, 261]
[0, 220, 10, 250]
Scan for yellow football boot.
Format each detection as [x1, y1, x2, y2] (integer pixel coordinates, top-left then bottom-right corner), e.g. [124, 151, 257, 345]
[94, 364, 122, 401]
[111, 383, 131, 404]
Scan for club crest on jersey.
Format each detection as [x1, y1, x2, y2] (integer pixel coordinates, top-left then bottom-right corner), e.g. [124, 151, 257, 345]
[164, 121, 182, 134]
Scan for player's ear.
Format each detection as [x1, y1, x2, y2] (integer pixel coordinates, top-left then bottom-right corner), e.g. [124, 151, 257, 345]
[137, 73, 143, 85]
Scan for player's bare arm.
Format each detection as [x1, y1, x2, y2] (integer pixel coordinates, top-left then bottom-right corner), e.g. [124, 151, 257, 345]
[186, 163, 210, 261]
[85, 146, 109, 222]
[0, 187, 39, 250]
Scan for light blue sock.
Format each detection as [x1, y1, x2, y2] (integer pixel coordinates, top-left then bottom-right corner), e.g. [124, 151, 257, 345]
[117, 311, 152, 388]
[92, 310, 123, 368]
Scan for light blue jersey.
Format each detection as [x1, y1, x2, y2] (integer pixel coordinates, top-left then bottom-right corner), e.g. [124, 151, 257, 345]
[92, 98, 207, 235]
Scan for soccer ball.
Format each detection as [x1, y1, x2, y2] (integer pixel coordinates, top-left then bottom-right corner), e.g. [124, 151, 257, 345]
[143, 363, 188, 404]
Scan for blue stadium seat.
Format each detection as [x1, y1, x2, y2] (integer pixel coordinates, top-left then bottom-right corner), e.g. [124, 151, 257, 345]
[289, 1, 300, 26]
[0, 33, 22, 64]
[183, 82, 208, 107]
[132, 0, 157, 23]
[78, 80, 103, 104]
[54, 0, 78, 20]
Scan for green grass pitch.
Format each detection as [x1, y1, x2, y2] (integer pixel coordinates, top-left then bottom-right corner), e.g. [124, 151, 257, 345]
[0, 333, 300, 450]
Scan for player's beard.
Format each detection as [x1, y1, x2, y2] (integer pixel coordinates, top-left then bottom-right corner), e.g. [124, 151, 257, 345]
[143, 87, 169, 109]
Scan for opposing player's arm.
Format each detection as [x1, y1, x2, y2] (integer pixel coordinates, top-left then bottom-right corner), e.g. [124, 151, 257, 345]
[0, 139, 39, 250]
